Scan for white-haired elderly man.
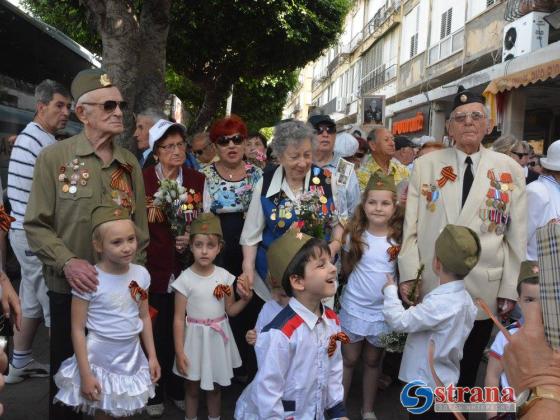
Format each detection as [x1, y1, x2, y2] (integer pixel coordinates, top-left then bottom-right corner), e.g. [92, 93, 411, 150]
[134, 108, 166, 167]
[398, 86, 527, 397]
[24, 68, 149, 420]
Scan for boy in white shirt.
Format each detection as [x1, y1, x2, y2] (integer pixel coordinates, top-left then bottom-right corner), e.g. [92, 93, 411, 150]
[235, 229, 349, 420]
[383, 224, 479, 417]
[484, 260, 540, 419]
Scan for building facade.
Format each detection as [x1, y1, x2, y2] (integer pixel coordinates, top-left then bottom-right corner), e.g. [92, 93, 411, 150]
[283, 0, 560, 149]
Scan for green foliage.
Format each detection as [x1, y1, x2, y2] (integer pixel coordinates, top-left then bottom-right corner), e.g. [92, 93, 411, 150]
[232, 71, 299, 132]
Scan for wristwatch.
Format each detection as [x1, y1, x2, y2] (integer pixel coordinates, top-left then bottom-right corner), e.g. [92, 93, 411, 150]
[517, 386, 560, 417]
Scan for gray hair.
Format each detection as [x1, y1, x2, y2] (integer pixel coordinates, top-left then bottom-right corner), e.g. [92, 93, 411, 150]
[35, 79, 70, 104]
[136, 108, 166, 125]
[271, 120, 315, 158]
[492, 134, 521, 155]
[366, 125, 389, 142]
[521, 140, 532, 153]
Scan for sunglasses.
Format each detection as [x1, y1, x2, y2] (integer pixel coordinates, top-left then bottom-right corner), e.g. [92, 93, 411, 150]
[81, 100, 128, 113]
[216, 134, 245, 147]
[193, 142, 212, 156]
[353, 152, 365, 159]
[511, 151, 529, 159]
[451, 111, 485, 123]
[316, 126, 336, 134]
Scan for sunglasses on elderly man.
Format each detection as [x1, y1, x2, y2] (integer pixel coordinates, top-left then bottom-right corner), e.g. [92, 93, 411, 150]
[81, 100, 128, 113]
[511, 151, 529, 159]
[316, 125, 336, 135]
[193, 142, 212, 156]
[216, 134, 245, 147]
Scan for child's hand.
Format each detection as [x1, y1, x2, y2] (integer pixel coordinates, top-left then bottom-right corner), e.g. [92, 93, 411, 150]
[175, 352, 189, 377]
[81, 373, 102, 401]
[149, 356, 161, 383]
[383, 274, 396, 290]
[246, 329, 257, 346]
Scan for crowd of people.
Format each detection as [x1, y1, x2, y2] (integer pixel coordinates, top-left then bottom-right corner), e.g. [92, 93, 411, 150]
[0, 68, 558, 420]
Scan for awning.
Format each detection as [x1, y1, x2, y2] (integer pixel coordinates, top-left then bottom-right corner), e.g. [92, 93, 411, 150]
[484, 59, 560, 95]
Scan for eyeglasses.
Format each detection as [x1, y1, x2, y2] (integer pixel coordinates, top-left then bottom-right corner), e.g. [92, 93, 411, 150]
[316, 126, 336, 134]
[511, 151, 529, 159]
[158, 141, 187, 152]
[216, 134, 245, 147]
[81, 100, 128, 113]
[193, 142, 212, 156]
[450, 111, 485, 123]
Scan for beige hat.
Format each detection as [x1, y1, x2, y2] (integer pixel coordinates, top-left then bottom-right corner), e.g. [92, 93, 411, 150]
[91, 203, 130, 232]
[190, 213, 222, 236]
[71, 68, 113, 101]
[267, 229, 313, 286]
[435, 224, 481, 276]
[518, 260, 539, 284]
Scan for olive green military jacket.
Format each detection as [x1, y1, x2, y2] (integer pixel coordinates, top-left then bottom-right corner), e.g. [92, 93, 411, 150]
[24, 131, 149, 294]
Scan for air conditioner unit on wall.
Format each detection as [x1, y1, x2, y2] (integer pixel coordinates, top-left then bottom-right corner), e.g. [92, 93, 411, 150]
[503, 11, 549, 62]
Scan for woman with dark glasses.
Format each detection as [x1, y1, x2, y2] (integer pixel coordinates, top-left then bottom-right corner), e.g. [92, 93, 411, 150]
[202, 114, 263, 379]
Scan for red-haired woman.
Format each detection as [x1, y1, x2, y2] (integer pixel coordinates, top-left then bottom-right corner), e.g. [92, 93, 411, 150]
[201, 114, 263, 379]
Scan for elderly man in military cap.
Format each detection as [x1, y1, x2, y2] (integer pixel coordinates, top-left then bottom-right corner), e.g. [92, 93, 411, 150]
[24, 69, 149, 420]
[398, 86, 527, 393]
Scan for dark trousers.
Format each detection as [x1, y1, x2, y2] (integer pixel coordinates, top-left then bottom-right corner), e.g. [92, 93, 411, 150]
[48, 291, 82, 420]
[149, 292, 184, 404]
[458, 318, 494, 390]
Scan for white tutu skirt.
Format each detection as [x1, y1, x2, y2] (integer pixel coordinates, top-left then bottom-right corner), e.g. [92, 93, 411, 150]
[173, 317, 241, 391]
[339, 307, 391, 346]
[54, 332, 154, 417]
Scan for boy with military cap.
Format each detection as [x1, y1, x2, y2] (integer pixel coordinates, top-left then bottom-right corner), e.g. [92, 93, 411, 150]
[235, 229, 349, 420]
[383, 224, 479, 395]
[24, 68, 148, 420]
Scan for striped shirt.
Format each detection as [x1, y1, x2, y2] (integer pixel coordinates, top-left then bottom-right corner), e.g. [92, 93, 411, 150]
[8, 122, 56, 230]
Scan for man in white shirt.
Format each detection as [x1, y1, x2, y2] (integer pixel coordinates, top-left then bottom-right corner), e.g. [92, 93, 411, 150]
[384, 225, 479, 416]
[6, 79, 71, 384]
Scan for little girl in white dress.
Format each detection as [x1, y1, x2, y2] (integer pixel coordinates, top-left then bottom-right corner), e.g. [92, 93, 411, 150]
[172, 213, 253, 420]
[54, 205, 160, 419]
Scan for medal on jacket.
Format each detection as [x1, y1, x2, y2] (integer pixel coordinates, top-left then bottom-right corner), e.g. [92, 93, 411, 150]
[327, 332, 349, 357]
[129, 280, 148, 302]
[213, 284, 232, 300]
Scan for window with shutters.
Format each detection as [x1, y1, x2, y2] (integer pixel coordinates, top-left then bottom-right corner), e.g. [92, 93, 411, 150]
[410, 33, 418, 58]
[486, 0, 495, 7]
[440, 8, 453, 40]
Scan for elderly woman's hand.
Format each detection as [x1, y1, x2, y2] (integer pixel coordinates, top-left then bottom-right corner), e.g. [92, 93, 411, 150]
[175, 233, 190, 253]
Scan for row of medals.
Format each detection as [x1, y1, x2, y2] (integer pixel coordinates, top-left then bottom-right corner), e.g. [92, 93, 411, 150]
[480, 176, 513, 235]
[58, 159, 89, 194]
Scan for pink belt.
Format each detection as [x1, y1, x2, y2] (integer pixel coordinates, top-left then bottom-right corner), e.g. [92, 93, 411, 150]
[187, 315, 228, 344]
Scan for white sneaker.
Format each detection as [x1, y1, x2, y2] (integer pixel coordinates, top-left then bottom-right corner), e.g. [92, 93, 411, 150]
[146, 402, 165, 417]
[172, 398, 185, 410]
[5, 360, 49, 384]
[362, 411, 378, 420]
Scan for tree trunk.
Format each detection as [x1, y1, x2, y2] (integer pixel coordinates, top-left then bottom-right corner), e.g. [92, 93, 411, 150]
[189, 80, 230, 134]
[81, 0, 170, 151]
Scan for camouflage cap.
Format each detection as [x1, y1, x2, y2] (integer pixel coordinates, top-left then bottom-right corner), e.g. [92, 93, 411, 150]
[91, 203, 131, 232]
[365, 171, 396, 193]
[435, 224, 481, 276]
[267, 229, 313, 286]
[71, 68, 113, 101]
[190, 213, 222, 237]
[518, 260, 539, 284]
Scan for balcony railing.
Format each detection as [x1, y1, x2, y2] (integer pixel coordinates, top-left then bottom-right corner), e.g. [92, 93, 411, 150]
[359, 64, 397, 96]
[428, 28, 464, 65]
[362, 0, 401, 41]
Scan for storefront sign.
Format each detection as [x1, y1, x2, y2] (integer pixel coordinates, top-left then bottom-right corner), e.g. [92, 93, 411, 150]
[485, 59, 560, 94]
[392, 112, 424, 134]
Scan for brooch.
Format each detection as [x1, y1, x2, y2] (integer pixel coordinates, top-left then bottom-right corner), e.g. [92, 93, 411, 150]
[129, 280, 148, 302]
[387, 244, 401, 262]
[327, 332, 350, 357]
[213, 284, 232, 300]
[437, 166, 457, 188]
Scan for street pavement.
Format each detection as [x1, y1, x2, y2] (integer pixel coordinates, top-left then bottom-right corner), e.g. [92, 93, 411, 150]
[1, 323, 489, 419]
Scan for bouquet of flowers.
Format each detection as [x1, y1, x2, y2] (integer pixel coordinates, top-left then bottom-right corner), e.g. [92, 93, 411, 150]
[379, 331, 408, 353]
[153, 179, 202, 237]
[293, 190, 333, 239]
